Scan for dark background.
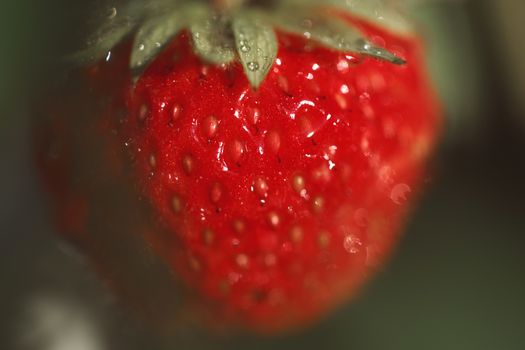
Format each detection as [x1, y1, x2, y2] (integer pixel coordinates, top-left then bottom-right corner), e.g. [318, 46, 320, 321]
[1, 0, 524, 349]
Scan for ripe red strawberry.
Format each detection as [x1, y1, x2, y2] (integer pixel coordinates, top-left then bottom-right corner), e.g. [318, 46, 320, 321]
[38, 0, 440, 333]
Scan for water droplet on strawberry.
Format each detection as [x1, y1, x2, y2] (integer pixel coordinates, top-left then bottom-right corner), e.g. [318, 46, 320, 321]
[295, 103, 326, 138]
[390, 183, 411, 205]
[343, 235, 362, 254]
[298, 115, 314, 137]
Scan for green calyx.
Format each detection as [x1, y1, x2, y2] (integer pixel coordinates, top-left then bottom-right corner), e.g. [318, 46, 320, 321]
[73, 0, 411, 89]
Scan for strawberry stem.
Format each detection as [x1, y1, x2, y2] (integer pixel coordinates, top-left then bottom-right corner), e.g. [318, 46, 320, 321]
[212, 0, 245, 12]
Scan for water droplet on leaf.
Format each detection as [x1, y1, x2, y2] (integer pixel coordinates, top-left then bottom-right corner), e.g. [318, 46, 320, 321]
[247, 61, 259, 71]
[239, 39, 251, 52]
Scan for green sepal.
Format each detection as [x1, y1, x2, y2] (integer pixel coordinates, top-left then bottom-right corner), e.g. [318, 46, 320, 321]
[130, 10, 187, 72]
[232, 13, 278, 89]
[287, 0, 413, 35]
[273, 10, 405, 65]
[69, 20, 136, 64]
[190, 13, 236, 65]
[68, 0, 179, 65]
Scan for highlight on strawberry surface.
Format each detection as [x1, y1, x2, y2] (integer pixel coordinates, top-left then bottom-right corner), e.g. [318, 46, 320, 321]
[35, 0, 441, 334]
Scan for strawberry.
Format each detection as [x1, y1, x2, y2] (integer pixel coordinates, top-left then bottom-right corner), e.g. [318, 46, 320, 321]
[38, 0, 440, 333]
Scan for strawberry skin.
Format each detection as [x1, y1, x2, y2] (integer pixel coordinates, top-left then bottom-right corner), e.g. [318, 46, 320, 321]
[124, 22, 439, 331]
[36, 1, 441, 333]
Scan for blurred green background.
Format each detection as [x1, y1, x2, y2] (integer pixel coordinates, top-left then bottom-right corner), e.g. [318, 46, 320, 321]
[1, 0, 525, 349]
